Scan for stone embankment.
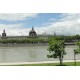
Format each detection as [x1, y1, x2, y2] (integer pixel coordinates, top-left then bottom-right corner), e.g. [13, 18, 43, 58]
[0, 42, 75, 47]
[0, 43, 48, 47]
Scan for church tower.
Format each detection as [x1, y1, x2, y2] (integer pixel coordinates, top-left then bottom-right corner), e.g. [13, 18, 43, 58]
[2, 29, 6, 37]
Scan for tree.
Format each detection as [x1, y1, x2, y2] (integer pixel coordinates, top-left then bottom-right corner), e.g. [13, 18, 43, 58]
[47, 39, 66, 66]
[74, 42, 80, 66]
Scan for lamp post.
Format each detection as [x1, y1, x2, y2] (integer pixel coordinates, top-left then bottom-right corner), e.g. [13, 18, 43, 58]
[74, 49, 76, 66]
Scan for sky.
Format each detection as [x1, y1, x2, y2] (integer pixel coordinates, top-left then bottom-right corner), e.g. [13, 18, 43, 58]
[0, 13, 80, 36]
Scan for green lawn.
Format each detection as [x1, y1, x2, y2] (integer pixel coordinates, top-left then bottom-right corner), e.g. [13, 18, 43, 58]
[3, 62, 80, 66]
[17, 62, 77, 66]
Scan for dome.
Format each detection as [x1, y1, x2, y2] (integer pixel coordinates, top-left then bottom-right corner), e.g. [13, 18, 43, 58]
[29, 27, 37, 37]
[29, 27, 36, 33]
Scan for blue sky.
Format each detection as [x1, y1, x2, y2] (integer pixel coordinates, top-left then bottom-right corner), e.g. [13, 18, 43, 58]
[0, 13, 80, 36]
[24, 13, 62, 27]
[0, 13, 62, 27]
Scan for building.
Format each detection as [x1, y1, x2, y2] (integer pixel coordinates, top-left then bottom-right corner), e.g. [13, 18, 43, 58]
[0, 27, 53, 40]
[29, 27, 37, 37]
[2, 29, 6, 37]
[1, 27, 38, 40]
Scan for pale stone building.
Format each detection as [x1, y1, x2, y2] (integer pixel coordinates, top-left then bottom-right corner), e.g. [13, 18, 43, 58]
[0, 27, 52, 40]
[1, 27, 38, 40]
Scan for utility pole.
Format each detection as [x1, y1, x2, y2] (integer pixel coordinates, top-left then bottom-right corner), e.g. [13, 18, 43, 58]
[74, 49, 76, 66]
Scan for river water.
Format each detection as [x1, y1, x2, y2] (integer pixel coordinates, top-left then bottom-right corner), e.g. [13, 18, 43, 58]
[0, 45, 79, 63]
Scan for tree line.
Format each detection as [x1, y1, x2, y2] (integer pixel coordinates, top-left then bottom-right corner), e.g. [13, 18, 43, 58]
[1, 34, 80, 44]
[0, 38, 48, 44]
[49, 34, 80, 42]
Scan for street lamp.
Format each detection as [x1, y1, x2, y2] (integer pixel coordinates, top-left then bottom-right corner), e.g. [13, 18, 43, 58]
[74, 49, 76, 66]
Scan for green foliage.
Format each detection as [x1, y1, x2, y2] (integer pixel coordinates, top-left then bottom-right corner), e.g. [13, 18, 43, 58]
[1, 34, 80, 44]
[74, 42, 80, 55]
[0, 38, 48, 44]
[48, 35, 80, 42]
[47, 38, 66, 65]
[48, 39, 66, 57]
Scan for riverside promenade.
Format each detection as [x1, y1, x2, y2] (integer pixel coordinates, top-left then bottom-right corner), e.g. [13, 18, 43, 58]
[0, 60, 80, 65]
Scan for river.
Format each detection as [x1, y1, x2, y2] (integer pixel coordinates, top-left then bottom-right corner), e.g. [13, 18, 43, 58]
[0, 45, 79, 63]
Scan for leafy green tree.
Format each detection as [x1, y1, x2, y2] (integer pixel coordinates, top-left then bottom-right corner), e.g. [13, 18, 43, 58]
[47, 39, 66, 66]
[74, 42, 80, 66]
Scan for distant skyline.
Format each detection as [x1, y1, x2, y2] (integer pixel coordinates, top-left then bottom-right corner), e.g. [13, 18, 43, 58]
[0, 13, 80, 36]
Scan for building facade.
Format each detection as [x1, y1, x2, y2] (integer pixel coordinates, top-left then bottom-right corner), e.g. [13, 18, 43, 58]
[1, 27, 38, 40]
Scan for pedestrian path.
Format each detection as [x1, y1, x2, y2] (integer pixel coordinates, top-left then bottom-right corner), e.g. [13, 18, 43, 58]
[0, 60, 80, 65]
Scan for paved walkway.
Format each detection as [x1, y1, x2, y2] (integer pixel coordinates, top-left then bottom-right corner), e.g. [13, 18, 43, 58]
[0, 60, 80, 65]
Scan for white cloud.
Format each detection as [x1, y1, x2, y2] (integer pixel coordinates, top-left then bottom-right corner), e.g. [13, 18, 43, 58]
[0, 13, 80, 36]
[35, 13, 80, 35]
[0, 13, 38, 36]
[0, 24, 24, 36]
[0, 13, 38, 21]
[0, 24, 22, 29]
[5, 28, 30, 36]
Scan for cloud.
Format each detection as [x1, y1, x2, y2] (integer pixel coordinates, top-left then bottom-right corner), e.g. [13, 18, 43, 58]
[0, 23, 32, 36]
[0, 24, 22, 29]
[0, 13, 38, 21]
[0, 13, 80, 36]
[0, 23, 24, 36]
[5, 28, 30, 36]
[35, 13, 80, 35]
[0, 13, 38, 36]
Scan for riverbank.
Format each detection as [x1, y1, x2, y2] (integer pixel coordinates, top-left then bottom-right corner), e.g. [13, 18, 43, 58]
[0, 60, 80, 66]
[0, 43, 48, 47]
[0, 42, 75, 47]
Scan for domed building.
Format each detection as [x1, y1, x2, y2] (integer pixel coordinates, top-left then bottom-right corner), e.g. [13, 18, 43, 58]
[29, 27, 37, 37]
[0, 27, 49, 40]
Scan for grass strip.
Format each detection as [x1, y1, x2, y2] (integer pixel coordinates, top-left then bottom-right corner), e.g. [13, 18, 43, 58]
[1, 62, 80, 66]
